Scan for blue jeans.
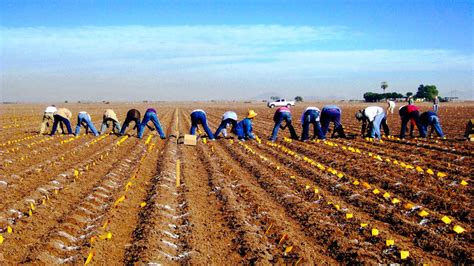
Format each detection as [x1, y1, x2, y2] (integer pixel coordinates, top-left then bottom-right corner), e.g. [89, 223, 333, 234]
[137, 111, 165, 139]
[75, 113, 99, 136]
[433, 104, 439, 113]
[101, 118, 121, 135]
[190, 111, 215, 139]
[423, 115, 444, 137]
[301, 110, 324, 140]
[270, 112, 298, 141]
[321, 109, 345, 138]
[50, 115, 73, 135]
[214, 118, 237, 137]
[370, 113, 385, 139]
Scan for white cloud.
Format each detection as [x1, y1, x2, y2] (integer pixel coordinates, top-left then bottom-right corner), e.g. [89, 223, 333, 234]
[1, 25, 473, 101]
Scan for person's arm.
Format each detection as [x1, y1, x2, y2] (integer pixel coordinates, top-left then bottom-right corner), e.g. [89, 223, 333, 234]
[361, 119, 367, 136]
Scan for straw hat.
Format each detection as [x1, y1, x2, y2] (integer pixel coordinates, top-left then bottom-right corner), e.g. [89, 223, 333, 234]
[247, 110, 258, 119]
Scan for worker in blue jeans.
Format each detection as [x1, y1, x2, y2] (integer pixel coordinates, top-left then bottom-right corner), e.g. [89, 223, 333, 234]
[320, 105, 346, 138]
[214, 111, 238, 138]
[190, 109, 215, 140]
[301, 107, 324, 141]
[270, 107, 298, 142]
[137, 108, 166, 139]
[75, 111, 99, 136]
[420, 111, 445, 138]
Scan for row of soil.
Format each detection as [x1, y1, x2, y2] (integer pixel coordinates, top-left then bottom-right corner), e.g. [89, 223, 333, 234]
[202, 109, 472, 263]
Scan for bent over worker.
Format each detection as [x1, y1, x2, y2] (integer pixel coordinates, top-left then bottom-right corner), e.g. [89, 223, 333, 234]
[75, 111, 99, 136]
[301, 107, 324, 141]
[420, 111, 445, 138]
[190, 109, 215, 140]
[138, 108, 166, 139]
[120, 109, 141, 136]
[214, 111, 238, 138]
[234, 110, 257, 140]
[399, 105, 425, 139]
[100, 109, 121, 135]
[39, 105, 62, 134]
[50, 108, 73, 135]
[355, 106, 389, 139]
[270, 106, 298, 142]
[320, 105, 346, 138]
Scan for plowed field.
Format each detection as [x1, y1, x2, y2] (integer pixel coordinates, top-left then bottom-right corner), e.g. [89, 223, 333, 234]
[0, 102, 472, 264]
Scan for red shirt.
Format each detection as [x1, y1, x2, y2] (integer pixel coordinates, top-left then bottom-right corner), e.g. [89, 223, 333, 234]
[406, 105, 420, 113]
[276, 107, 291, 113]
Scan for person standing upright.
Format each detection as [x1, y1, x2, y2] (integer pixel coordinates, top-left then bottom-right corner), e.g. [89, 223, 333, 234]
[433, 96, 440, 113]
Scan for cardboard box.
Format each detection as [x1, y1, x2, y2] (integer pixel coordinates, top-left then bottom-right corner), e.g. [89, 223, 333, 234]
[183, 134, 197, 146]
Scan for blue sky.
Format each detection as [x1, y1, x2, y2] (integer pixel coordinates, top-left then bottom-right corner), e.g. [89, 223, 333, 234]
[1, 0, 473, 101]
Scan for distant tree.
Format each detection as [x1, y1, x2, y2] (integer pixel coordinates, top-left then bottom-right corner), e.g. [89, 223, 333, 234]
[415, 84, 439, 100]
[294, 96, 303, 102]
[381, 81, 388, 93]
[64, 100, 68, 103]
[270, 96, 280, 101]
[406, 92, 413, 97]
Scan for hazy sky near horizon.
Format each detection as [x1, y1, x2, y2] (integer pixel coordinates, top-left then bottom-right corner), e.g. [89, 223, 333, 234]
[1, 0, 473, 102]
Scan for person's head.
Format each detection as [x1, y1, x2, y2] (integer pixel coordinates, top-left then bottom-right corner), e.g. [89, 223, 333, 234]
[247, 110, 257, 119]
[399, 106, 408, 117]
[355, 110, 364, 121]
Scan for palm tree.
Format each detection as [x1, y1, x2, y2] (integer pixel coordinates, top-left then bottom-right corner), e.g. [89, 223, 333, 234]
[381, 81, 388, 93]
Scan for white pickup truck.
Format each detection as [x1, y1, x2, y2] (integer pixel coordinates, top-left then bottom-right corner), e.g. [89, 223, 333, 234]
[267, 98, 295, 108]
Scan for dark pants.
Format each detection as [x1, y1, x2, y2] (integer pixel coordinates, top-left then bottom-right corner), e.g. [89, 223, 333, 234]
[400, 111, 425, 138]
[120, 116, 140, 135]
[50, 115, 73, 135]
[214, 118, 237, 137]
[271, 112, 298, 141]
[301, 111, 324, 140]
[190, 111, 215, 139]
[321, 109, 345, 138]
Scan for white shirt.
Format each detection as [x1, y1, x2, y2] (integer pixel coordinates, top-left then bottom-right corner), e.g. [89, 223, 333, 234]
[305, 106, 320, 112]
[222, 111, 237, 121]
[387, 101, 395, 108]
[191, 109, 205, 114]
[44, 106, 57, 113]
[363, 106, 385, 122]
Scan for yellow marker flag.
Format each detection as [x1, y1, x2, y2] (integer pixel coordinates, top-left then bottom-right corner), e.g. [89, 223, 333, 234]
[441, 216, 452, 225]
[74, 169, 79, 177]
[418, 210, 429, 217]
[140, 202, 147, 208]
[106, 232, 112, 239]
[360, 223, 368, 228]
[346, 213, 353, 219]
[453, 225, 465, 234]
[391, 198, 400, 204]
[353, 180, 360, 186]
[460, 180, 468, 186]
[84, 251, 94, 265]
[305, 185, 311, 190]
[337, 173, 344, 178]
[284, 246, 293, 253]
[314, 188, 319, 194]
[372, 189, 380, 195]
[0, 234, 3, 244]
[383, 192, 390, 199]
[371, 228, 379, 236]
[437, 172, 447, 178]
[386, 239, 394, 246]
[30, 202, 36, 211]
[426, 169, 434, 175]
[29, 209, 33, 216]
[400, 250, 409, 260]
[7, 226, 12, 234]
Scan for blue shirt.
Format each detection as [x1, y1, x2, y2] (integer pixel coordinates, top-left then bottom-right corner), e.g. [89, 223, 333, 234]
[234, 118, 255, 139]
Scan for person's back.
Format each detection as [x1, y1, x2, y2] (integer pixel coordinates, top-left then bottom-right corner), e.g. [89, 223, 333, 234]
[56, 108, 72, 119]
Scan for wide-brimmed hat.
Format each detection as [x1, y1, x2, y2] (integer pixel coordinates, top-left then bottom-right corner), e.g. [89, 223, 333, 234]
[247, 110, 258, 119]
